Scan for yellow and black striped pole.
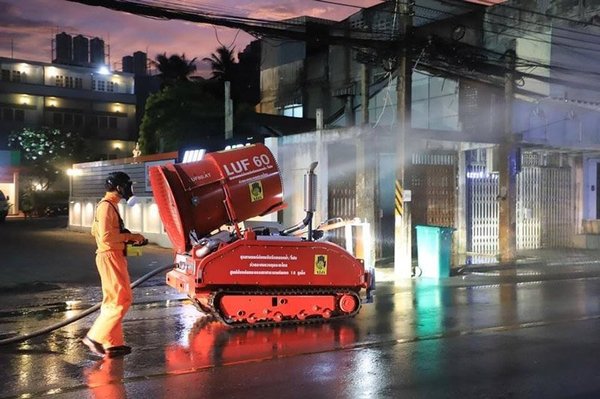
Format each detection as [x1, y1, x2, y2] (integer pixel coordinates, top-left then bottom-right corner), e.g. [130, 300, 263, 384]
[395, 180, 403, 218]
[394, 0, 413, 277]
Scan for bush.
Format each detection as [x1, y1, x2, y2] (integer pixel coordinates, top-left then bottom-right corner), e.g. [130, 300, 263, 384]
[21, 190, 69, 217]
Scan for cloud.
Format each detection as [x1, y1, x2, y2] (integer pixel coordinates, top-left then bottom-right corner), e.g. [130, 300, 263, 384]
[237, 0, 350, 21]
[0, 0, 54, 28]
[0, 0, 376, 74]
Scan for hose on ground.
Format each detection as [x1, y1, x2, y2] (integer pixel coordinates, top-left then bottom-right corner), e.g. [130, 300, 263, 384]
[0, 263, 176, 346]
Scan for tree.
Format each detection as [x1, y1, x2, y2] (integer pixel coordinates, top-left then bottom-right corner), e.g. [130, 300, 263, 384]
[8, 127, 87, 190]
[203, 43, 261, 106]
[152, 53, 197, 88]
[137, 44, 262, 155]
[138, 81, 224, 154]
[236, 41, 261, 106]
[203, 46, 236, 83]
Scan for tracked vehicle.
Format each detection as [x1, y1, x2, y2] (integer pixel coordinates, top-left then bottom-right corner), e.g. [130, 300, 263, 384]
[149, 144, 373, 327]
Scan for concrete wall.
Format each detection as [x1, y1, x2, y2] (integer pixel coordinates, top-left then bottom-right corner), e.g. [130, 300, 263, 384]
[68, 153, 178, 248]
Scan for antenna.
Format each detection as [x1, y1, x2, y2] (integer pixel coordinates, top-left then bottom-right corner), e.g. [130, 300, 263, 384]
[107, 31, 111, 67]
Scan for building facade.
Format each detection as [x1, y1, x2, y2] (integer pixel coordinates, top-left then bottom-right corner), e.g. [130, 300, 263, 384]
[258, 0, 600, 263]
[0, 56, 137, 159]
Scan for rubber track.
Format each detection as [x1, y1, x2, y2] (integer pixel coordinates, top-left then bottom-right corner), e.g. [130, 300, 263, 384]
[198, 288, 362, 329]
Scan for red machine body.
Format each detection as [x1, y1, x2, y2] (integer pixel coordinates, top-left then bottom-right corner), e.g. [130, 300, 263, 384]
[149, 144, 373, 327]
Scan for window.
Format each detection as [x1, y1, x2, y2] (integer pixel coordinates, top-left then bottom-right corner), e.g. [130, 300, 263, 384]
[98, 116, 107, 128]
[53, 112, 62, 125]
[2, 108, 13, 121]
[14, 109, 24, 122]
[1, 107, 25, 122]
[1, 69, 23, 82]
[65, 76, 74, 88]
[109, 117, 117, 129]
[282, 104, 303, 118]
[55, 75, 64, 87]
[75, 77, 83, 89]
[107, 81, 115, 92]
[98, 81, 106, 91]
[87, 115, 98, 127]
[91, 80, 96, 90]
[411, 72, 459, 131]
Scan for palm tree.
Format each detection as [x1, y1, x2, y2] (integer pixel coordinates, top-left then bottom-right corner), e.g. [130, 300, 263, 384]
[152, 53, 197, 87]
[203, 46, 236, 82]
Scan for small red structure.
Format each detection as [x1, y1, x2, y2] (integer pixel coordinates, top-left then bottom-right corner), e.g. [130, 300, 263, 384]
[150, 144, 373, 327]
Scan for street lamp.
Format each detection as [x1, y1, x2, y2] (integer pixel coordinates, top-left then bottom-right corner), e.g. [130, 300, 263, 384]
[97, 65, 110, 75]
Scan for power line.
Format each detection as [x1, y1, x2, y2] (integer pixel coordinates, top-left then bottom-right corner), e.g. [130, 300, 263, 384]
[442, 0, 599, 28]
[66, 0, 600, 98]
[66, 0, 407, 48]
[442, 0, 600, 40]
[155, 0, 246, 16]
[312, 0, 363, 9]
[149, 0, 600, 112]
[213, 26, 241, 50]
[133, 0, 397, 36]
[406, 5, 600, 81]
[414, 3, 600, 55]
[311, 0, 600, 78]
[318, 0, 600, 33]
[313, 0, 600, 48]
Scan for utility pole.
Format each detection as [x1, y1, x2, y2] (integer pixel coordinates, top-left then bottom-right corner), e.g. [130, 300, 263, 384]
[225, 81, 233, 140]
[394, 0, 413, 277]
[356, 63, 376, 270]
[361, 64, 370, 125]
[498, 43, 517, 262]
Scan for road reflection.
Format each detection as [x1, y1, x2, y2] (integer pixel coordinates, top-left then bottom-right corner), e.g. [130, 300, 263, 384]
[84, 358, 126, 399]
[166, 316, 359, 371]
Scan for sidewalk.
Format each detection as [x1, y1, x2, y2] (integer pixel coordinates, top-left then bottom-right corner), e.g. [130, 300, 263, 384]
[456, 248, 600, 276]
[374, 248, 600, 284]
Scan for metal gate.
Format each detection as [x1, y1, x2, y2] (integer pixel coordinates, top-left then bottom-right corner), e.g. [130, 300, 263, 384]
[466, 149, 499, 254]
[409, 152, 457, 227]
[467, 149, 574, 254]
[517, 152, 574, 248]
[327, 143, 356, 246]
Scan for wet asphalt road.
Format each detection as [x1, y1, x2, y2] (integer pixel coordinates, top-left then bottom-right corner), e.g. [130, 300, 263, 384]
[1, 218, 600, 398]
[0, 217, 174, 289]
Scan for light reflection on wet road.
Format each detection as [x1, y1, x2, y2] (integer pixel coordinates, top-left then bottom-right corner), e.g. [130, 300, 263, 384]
[1, 273, 600, 398]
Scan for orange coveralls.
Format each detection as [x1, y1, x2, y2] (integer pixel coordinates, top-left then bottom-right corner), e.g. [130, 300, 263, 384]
[87, 191, 139, 349]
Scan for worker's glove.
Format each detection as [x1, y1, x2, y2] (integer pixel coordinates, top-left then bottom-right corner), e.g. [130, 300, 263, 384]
[129, 233, 147, 245]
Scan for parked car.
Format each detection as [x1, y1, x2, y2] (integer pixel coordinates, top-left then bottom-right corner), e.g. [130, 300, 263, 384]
[44, 203, 68, 217]
[0, 190, 9, 223]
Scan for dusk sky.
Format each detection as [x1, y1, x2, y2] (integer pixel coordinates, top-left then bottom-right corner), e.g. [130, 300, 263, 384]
[0, 0, 380, 76]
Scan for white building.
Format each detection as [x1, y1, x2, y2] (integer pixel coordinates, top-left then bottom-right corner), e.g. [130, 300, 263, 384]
[0, 56, 138, 159]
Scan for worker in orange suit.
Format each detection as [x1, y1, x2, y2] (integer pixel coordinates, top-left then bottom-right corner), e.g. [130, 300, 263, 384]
[82, 171, 146, 358]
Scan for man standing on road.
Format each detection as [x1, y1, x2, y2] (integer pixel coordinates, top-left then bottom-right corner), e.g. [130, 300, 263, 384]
[82, 172, 146, 358]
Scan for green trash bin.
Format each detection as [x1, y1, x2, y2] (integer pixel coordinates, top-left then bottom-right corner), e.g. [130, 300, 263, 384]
[415, 225, 455, 278]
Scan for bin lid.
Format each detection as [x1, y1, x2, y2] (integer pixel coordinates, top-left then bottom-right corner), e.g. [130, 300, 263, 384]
[415, 224, 456, 231]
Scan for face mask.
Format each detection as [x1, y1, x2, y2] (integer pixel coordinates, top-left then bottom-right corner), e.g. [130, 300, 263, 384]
[126, 196, 138, 207]
[118, 182, 135, 201]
